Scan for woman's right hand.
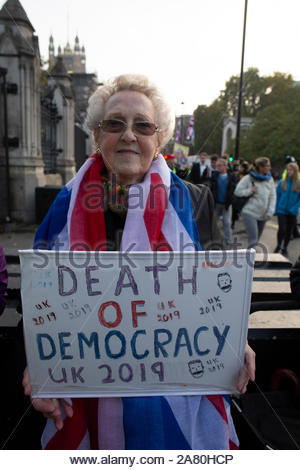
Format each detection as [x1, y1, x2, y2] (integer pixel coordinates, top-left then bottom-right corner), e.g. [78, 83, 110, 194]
[22, 367, 73, 431]
[252, 186, 257, 193]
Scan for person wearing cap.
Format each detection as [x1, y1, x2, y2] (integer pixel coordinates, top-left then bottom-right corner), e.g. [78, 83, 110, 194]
[164, 153, 177, 171]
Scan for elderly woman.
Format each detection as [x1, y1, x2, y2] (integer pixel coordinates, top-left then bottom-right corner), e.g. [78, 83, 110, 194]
[23, 74, 255, 450]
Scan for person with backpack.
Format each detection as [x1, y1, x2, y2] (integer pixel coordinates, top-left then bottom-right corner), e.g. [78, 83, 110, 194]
[234, 157, 276, 249]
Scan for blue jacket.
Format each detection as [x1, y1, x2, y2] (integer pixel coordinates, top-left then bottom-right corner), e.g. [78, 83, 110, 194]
[275, 178, 300, 216]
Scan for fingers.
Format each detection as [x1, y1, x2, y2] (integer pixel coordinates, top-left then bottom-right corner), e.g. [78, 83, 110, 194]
[31, 397, 58, 415]
[22, 367, 73, 431]
[61, 399, 73, 419]
[237, 343, 256, 394]
[245, 343, 256, 382]
[22, 367, 32, 396]
[236, 366, 250, 394]
[31, 398, 65, 431]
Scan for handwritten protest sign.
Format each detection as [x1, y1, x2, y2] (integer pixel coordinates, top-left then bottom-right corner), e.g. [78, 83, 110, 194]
[20, 249, 255, 398]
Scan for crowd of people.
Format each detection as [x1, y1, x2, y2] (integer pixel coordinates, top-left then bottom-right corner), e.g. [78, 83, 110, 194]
[186, 153, 300, 254]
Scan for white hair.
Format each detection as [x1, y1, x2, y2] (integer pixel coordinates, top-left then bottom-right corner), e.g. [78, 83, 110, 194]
[86, 74, 175, 147]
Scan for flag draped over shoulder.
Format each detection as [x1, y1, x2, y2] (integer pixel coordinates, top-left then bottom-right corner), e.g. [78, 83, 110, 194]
[36, 153, 238, 450]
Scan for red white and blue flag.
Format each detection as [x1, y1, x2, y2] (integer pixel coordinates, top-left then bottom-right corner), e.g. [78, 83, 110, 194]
[34, 153, 238, 450]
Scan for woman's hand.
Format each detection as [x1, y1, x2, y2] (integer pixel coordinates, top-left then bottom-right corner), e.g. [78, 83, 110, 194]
[22, 367, 73, 431]
[236, 342, 256, 394]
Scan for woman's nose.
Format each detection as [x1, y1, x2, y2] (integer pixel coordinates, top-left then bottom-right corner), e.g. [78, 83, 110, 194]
[121, 124, 137, 142]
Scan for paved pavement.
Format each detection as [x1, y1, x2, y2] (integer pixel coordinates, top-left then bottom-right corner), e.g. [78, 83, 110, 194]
[1, 216, 299, 260]
[0, 224, 37, 256]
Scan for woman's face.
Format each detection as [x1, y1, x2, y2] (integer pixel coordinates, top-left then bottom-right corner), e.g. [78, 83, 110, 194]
[287, 165, 295, 178]
[258, 161, 271, 175]
[97, 90, 160, 184]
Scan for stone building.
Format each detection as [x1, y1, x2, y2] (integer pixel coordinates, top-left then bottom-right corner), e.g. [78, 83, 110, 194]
[221, 116, 253, 155]
[41, 57, 76, 184]
[0, 0, 46, 222]
[0, 0, 99, 223]
[48, 35, 98, 169]
[48, 35, 98, 125]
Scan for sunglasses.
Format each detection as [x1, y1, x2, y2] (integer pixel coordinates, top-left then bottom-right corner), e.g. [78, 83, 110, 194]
[98, 119, 159, 136]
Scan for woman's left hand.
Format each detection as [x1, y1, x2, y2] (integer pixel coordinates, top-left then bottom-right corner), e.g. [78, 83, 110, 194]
[236, 342, 256, 394]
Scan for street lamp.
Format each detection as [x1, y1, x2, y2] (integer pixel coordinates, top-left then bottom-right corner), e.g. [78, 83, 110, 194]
[234, 0, 248, 161]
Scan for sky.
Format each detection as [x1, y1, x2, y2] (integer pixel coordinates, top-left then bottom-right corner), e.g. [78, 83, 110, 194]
[3, 0, 300, 115]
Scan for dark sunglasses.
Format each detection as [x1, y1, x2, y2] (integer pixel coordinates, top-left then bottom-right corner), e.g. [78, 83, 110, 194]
[98, 119, 159, 136]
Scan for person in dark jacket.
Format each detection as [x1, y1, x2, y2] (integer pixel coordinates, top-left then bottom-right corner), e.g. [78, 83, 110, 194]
[188, 152, 210, 185]
[210, 158, 236, 246]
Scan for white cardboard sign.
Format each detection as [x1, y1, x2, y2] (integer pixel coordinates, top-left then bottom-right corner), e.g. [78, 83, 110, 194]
[19, 249, 255, 398]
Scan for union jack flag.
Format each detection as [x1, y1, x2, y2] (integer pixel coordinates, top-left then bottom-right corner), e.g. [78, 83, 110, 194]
[34, 153, 238, 450]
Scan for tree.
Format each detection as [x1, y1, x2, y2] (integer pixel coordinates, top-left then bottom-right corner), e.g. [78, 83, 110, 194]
[193, 99, 224, 155]
[261, 72, 294, 109]
[220, 67, 267, 117]
[226, 82, 300, 166]
[194, 68, 300, 165]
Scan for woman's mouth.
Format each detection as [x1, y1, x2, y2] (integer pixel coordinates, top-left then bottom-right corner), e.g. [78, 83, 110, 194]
[117, 149, 139, 155]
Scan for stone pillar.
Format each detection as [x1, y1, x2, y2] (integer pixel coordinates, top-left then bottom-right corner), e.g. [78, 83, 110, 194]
[49, 57, 76, 185]
[0, 0, 45, 223]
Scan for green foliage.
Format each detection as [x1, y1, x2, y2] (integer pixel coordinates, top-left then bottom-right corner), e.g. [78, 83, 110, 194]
[193, 99, 224, 154]
[220, 67, 267, 117]
[194, 67, 300, 165]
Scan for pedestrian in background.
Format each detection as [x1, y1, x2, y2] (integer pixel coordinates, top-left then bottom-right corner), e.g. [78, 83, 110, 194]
[211, 157, 236, 246]
[231, 161, 250, 229]
[281, 156, 300, 239]
[238, 161, 249, 180]
[164, 153, 177, 171]
[209, 154, 218, 177]
[188, 151, 210, 185]
[234, 157, 276, 249]
[274, 162, 300, 255]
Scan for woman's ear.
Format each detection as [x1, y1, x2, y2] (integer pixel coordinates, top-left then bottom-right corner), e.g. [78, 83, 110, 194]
[93, 128, 101, 143]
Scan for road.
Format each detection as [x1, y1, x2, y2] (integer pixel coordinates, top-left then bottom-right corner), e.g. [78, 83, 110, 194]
[232, 215, 300, 265]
